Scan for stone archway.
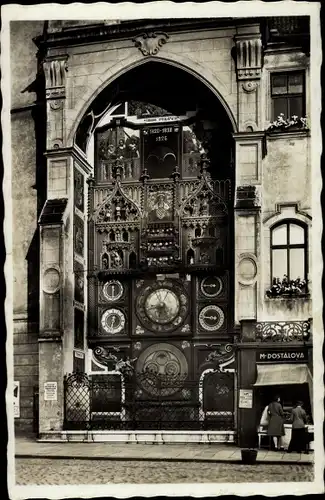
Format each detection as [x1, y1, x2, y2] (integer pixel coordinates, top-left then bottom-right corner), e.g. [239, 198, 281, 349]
[70, 54, 237, 150]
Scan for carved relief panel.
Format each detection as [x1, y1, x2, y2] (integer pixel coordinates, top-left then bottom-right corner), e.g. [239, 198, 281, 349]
[180, 175, 228, 268]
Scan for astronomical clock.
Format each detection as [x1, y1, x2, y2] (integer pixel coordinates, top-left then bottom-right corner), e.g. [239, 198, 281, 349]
[87, 112, 234, 409]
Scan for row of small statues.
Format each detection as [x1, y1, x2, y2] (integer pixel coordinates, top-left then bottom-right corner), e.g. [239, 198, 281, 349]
[99, 137, 140, 161]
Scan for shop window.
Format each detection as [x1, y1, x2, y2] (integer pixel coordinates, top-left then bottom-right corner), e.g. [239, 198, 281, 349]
[271, 71, 305, 120]
[271, 221, 307, 283]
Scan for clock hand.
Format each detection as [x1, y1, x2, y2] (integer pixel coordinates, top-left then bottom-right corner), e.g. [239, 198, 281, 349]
[147, 304, 161, 311]
[162, 290, 169, 302]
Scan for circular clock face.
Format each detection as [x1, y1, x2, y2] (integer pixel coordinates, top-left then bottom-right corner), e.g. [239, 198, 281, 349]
[145, 288, 180, 324]
[103, 280, 124, 302]
[201, 276, 223, 298]
[136, 280, 188, 333]
[101, 308, 125, 334]
[199, 305, 225, 331]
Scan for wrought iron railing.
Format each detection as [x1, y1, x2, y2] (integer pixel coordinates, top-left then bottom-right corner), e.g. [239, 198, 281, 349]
[263, 16, 310, 51]
[255, 320, 311, 342]
[63, 371, 235, 431]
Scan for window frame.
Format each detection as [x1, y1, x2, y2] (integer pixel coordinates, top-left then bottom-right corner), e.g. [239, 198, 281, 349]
[270, 220, 308, 284]
[271, 70, 305, 121]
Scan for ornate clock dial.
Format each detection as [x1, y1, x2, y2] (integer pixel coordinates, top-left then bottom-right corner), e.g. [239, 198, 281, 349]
[103, 280, 124, 302]
[200, 276, 223, 298]
[136, 280, 188, 333]
[145, 288, 180, 324]
[101, 308, 125, 334]
[199, 305, 225, 331]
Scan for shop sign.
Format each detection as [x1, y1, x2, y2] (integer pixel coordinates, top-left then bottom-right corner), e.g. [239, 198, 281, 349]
[257, 349, 308, 363]
[13, 381, 20, 418]
[44, 381, 58, 401]
[239, 389, 253, 409]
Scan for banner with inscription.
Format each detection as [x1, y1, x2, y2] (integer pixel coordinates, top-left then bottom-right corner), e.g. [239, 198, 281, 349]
[142, 124, 180, 179]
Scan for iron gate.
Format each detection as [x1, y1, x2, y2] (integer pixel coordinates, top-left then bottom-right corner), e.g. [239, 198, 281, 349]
[63, 371, 234, 431]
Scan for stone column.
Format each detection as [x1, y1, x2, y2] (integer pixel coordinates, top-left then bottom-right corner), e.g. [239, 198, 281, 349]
[237, 320, 258, 448]
[38, 54, 73, 436]
[38, 215, 66, 434]
[233, 25, 264, 447]
[233, 24, 264, 326]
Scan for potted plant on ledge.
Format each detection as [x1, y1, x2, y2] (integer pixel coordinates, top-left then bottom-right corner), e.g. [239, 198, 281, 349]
[266, 275, 308, 298]
[266, 114, 308, 133]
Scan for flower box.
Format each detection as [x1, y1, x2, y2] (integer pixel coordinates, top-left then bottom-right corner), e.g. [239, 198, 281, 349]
[266, 276, 308, 299]
[266, 114, 308, 134]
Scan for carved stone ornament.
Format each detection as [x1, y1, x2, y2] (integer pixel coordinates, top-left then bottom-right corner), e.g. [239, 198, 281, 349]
[204, 343, 234, 365]
[133, 32, 169, 56]
[242, 81, 258, 93]
[235, 35, 262, 81]
[49, 99, 64, 110]
[43, 57, 68, 99]
[43, 267, 61, 294]
[93, 346, 137, 377]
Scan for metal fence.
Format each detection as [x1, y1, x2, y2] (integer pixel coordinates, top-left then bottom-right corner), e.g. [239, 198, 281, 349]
[63, 371, 234, 431]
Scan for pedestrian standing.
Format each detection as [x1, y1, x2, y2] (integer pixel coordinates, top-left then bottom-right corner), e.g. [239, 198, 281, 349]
[287, 401, 309, 453]
[267, 395, 285, 451]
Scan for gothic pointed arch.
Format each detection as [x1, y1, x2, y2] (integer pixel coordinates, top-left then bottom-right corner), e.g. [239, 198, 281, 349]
[93, 181, 143, 225]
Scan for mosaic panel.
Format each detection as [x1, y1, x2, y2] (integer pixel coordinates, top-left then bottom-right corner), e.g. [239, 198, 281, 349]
[74, 167, 84, 213]
[74, 308, 84, 350]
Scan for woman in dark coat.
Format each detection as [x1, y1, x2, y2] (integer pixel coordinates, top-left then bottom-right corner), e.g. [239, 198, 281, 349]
[267, 395, 285, 451]
[287, 401, 308, 453]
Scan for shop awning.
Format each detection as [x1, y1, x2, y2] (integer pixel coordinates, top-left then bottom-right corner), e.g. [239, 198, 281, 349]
[254, 363, 312, 387]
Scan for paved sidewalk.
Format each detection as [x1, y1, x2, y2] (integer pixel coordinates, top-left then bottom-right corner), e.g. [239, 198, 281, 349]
[14, 435, 313, 464]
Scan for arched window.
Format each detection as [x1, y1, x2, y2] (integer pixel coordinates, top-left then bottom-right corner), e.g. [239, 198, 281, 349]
[270, 221, 307, 282]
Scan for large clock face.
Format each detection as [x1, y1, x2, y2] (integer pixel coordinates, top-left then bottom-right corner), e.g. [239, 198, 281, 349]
[136, 280, 188, 333]
[101, 308, 125, 334]
[199, 305, 225, 331]
[145, 289, 180, 324]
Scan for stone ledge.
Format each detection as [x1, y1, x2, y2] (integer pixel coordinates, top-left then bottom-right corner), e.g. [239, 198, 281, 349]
[266, 130, 310, 140]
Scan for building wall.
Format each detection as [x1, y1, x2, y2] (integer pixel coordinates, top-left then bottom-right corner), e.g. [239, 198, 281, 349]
[11, 20, 44, 432]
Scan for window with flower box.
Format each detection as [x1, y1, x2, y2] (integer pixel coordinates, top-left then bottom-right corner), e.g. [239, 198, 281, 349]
[271, 71, 305, 121]
[269, 221, 308, 297]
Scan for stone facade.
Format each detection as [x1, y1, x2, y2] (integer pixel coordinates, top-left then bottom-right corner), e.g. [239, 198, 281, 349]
[10, 18, 313, 442]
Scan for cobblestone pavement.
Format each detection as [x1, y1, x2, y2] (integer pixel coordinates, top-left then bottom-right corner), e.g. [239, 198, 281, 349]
[15, 458, 314, 484]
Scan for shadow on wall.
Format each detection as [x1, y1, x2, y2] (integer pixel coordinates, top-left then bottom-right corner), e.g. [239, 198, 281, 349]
[25, 93, 47, 333]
